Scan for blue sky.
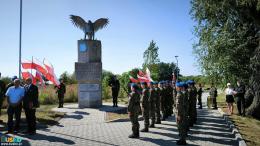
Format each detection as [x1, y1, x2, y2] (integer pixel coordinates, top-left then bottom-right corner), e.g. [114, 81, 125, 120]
[0, 0, 200, 77]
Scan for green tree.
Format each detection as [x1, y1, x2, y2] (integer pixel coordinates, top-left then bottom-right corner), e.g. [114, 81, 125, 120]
[191, 0, 260, 118]
[143, 40, 160, 80]
[60, 71, 77, 84]
[102, 70, 114, 99]
[158, 62, 178, 81]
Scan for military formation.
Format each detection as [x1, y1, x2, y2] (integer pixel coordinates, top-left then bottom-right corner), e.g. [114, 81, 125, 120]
[127, 80, 199, 145]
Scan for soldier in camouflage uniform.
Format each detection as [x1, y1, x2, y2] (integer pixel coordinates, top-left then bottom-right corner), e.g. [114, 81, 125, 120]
[175, 82, 187, 145]
[165, 81, 173, 117]
[128, 83, 141, 138]
[172, 81, 177, 110]
[140, 82, 150, 132]
[209, 84, 218, 109]
[149, 82, 156, 128]
[160, 81, 167, 121]
[154, 82, 161, 124]
[187, 80, 197, 126]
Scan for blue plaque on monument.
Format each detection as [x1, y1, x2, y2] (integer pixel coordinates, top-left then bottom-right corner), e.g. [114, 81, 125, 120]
[79, 43, 88, 52]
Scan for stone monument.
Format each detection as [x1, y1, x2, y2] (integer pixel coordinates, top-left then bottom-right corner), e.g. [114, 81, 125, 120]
[70, 15, 109, 108]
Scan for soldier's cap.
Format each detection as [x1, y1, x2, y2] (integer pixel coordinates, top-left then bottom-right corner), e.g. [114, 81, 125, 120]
[176, 82, 184, 87]
[186, 80, 195, 85]
[159, 81, 163, 84]
[12, 76, 18, 81]
[141, 82, 147, 85]
[150, 81, 155, 85]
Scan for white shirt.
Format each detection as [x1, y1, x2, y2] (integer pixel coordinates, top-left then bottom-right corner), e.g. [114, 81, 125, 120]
[225, 87, 234, 95]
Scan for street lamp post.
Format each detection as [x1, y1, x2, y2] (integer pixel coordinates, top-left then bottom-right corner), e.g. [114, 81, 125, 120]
[175, 56, 179, 81]
[19, 0, 23, 79]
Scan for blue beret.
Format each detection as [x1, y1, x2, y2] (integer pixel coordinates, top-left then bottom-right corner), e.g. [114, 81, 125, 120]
[150, 82, 154, 85]
[159, 81, 163, 84]
[176, 82, 183, 87]
[12, 76, 18, 81]
[154, 81, 158, 84]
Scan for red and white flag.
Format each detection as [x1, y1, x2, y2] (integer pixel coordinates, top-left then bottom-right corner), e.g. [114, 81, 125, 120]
[21, 58, 48, 76]
[145, 68, 153, 82]
[21, 71, 37, 85]
[137, 74, 149, 82]
[43, 59, 60, 86]
[129, 75, 139, 83]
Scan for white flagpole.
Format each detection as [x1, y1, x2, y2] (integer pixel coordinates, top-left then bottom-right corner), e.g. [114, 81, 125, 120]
[18, 0, 23, 79]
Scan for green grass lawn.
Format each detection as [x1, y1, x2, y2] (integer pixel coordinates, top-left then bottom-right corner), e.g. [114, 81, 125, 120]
[218, 92, 260, 146]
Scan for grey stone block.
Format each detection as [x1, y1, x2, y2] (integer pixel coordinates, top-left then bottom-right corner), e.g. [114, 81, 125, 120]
[79, 84, 100, 92]
[78, 40, 101, 63]
[75, 62, 102, 82]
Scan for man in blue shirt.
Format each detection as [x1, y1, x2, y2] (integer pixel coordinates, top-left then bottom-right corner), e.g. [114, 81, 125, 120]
[5, 79, 24, 134]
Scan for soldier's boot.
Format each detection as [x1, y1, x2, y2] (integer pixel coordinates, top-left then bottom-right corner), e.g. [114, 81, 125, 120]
[140, 126, 149, 132]
[176, 139, 187, 145]
[128, 133, 138, 138]
[155, 119, 161, 124]
[161, 114, 166, 121]
[129, 131, 139, 138]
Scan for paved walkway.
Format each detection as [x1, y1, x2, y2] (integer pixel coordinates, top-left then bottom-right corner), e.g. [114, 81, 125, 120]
[1, 93, 239, 146]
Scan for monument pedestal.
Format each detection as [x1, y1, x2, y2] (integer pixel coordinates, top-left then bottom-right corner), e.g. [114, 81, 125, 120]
[75, 40, 102, 108]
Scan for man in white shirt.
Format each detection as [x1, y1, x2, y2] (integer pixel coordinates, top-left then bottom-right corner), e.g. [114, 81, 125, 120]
[5, 79, 24, 134]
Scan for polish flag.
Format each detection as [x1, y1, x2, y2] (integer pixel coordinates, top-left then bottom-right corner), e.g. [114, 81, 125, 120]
[21, 71, 37, 85]
[21, 59, 35, 69]
[21, 58, 48, 76]
[35, 70, 45, 87]
[138, 70, 147, 78]
[137, 74, 149, 82]
[146, 68, 154, 82]
[43, 59, 60, 86]
[129, 75, 139, 83]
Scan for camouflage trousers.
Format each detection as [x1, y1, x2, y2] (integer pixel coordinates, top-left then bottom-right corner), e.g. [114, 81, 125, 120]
[155, 103, 161, 122]
[142, 108, 150, 128]
[149, 105, 156, 125]
[177, 115, 188, 140]
[130, 112, 140, 135]
[189, 102, 197, 125]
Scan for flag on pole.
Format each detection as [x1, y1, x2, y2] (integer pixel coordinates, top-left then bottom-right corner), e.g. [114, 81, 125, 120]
[145, 67, 153, 82]
[43, 59, 60, 86]
[21, 71, 37, 85]
[129, 75, 139, 83]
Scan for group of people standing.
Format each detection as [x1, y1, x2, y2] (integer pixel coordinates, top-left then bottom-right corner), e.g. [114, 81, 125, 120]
[127, 80, 202, 145]
[0, 75, 39, 135]
[224, 80, 246, 116]
[0, 72, 67, 135]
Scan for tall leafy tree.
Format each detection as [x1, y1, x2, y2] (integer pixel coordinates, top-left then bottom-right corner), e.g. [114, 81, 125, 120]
[191, 0, 260, 118]
[143, 40, 160, 80]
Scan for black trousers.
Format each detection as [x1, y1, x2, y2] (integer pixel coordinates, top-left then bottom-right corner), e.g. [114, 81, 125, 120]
[24, 108, 36, 132]
[112, 90, 119, 106]
[7, 104, 22, 131]
[58, 94, 64, 107]
[236, 96, 245, 116]
[198, 94, 202, 108]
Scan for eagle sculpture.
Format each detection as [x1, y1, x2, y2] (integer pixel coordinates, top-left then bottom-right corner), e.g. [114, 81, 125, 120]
[70, 15, 109, 40]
